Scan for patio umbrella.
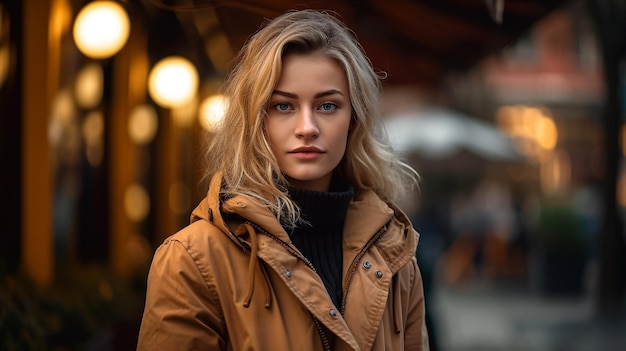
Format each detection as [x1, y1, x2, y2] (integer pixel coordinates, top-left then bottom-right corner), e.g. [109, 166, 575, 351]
[383, 106, 522, 162]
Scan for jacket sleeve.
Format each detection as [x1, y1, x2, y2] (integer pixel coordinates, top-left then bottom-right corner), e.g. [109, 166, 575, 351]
[404, 257, 430, 350]
[137, 238, 226, 350]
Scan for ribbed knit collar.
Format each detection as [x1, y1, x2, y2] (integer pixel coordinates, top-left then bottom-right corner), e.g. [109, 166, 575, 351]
[287, 176, 354, 236]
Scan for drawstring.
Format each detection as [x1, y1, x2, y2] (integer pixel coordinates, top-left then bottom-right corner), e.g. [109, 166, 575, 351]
[242, 222, 257, 307]
[260, 262, 273, 308]
[392, 274, 402, 334]
[241, 223, 272, 309]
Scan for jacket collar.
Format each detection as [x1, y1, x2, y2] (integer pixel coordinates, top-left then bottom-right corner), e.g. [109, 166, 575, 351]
[343, 190, 418, 274]
[190, 172, 418, 265]
[190, 171, 291, 243]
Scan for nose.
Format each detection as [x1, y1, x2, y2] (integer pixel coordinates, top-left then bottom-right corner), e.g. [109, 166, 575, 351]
[294, 108, 319, 138]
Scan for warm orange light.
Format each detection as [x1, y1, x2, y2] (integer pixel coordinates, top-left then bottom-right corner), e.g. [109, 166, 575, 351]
[124, 183, 150, 222]
[75, 63, 104, 108]
[73, 1, 130, 59]
[0, 44, 8, 89]
[540, 149, 571, 195]
[128, 104, 158, 144]
[618, 172, 626, 207]
[496, 105, 558, 159]
[536, 116, 558, 150]
[82, 111, 105, 166]
[148, 56, 199, 108]
[199, 94, 227, 131]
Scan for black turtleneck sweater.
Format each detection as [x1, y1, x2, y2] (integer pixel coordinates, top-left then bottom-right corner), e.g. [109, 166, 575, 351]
[286, 178, 354, 308]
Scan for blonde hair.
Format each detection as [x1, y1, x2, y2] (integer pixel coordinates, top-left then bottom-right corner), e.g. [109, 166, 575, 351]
[205, 9, 418, 227]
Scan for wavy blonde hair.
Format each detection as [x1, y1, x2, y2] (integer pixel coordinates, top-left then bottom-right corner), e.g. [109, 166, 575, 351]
[205, 9, 418, 227]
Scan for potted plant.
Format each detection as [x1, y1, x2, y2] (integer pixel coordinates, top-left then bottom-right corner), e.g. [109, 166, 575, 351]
[530, 205, 589, 295]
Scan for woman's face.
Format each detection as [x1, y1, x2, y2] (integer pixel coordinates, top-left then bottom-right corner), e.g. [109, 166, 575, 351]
[266, 52, 352, 192]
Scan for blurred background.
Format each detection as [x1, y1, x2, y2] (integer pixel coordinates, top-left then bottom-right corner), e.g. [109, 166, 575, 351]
[1, 0, 625, 350]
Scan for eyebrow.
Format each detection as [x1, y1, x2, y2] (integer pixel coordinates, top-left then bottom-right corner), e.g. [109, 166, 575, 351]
[271, 89, 344, 99]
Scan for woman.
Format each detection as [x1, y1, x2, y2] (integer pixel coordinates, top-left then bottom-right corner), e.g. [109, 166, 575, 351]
[137, 9, 428, 351]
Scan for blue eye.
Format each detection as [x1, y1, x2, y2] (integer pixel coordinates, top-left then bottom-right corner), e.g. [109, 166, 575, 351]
[275, 102, 291, 112]
[320, 103, 336, 112]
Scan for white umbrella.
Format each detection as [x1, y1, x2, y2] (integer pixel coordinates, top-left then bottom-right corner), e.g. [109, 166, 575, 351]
[383, 106, 520, 161]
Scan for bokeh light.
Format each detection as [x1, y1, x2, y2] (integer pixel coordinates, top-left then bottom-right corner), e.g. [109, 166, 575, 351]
[73, 1, 130, 59]
[540, 149, 571, 195]
[128, 104, 158, 144]
[199, 94, 227, 131]
[496, 105, 558, 160]
[148, 56, 198, 108]
[124, 183, 150, 222]
[75, 63, 104, 109]
[0, 44, 8, 89]
[82, 110, 105, 166]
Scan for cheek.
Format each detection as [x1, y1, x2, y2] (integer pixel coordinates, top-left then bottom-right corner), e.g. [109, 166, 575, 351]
[335, 122, 352, 156]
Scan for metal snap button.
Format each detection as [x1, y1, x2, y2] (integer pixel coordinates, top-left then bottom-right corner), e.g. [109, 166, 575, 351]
[329, 309, 338, 317]
[362, 261, 372, 270]
[285, 269, 292, 278]
[375, 271, 383, 278]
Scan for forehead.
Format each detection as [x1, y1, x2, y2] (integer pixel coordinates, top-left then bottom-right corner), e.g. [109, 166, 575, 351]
[275, 53, 348, 92]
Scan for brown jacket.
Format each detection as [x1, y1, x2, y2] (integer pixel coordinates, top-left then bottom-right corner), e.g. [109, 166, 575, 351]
[137, 173, 429, 350]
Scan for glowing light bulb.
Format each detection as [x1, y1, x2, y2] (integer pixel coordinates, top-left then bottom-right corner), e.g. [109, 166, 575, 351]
[199, 94, 227, 131]
[148, 56, 199, 108]
[73, 1, 130, 59]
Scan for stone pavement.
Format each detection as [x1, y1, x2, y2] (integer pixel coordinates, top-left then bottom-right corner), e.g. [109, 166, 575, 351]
[430, 279, 626, 351]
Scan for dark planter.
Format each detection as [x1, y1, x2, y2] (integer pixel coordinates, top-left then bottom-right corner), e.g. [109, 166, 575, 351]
[539, 250, 587, 295]
[531, 205, 589, 296]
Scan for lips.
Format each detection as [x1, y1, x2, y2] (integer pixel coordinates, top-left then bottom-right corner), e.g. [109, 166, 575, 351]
[289, 146, 324, 153]
[288, 146, 325, 160]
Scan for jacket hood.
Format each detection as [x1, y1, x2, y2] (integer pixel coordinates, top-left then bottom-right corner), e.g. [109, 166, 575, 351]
[191, 172, 419, 265]
[190, 172, 292, 244]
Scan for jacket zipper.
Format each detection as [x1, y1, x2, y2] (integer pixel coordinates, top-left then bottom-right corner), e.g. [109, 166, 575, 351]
[340, 223, 389, 315]
[243, 221, 332, 351]
[243, 221, 317, 272]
